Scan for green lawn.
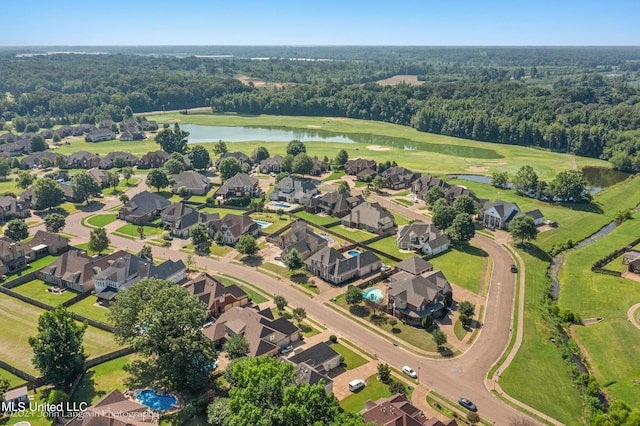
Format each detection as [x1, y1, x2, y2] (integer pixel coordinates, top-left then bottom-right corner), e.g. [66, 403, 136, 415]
[453, 320, 468, 341]
[199, 206, 248, 218]
[71, 354, 141, 405]
[331, 343, 367, 370]
[329, 225, 377, 242]
[11, 279, 77, 306]
[249, 211, 292, 234]
[392, 212, 412, 226]
[322, 170, 346, 182]
[429, 243, 487, 294]
[392, 198, 414, 207]
[218, 276, 269, 304]
[188, 188, 217, 204]
[294, 210, 340, 226]
[68, 295, 112, 324]
[0, 367, 26, 387]
[113, 223, 163, 239]
[74, 242, 115, 256]
[367, 236, 415, 262]
[103, 177, 141, 196]
[340, 374, 391, 412]
[86, 213, 118, 227]
[6, 255, 59, 278]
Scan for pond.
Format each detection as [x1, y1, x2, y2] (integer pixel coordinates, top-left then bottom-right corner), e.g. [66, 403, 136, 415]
[178, 124, 503, 159]
[447, 174, 514, 188]
[581, 166, 631, 193]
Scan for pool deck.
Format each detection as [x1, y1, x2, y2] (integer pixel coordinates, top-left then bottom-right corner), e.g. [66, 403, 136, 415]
[265, 201, 299, 212]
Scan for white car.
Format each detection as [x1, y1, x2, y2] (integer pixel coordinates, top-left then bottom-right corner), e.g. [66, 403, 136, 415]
[402, 365, 417, 378]
[380, 265, 391, 272]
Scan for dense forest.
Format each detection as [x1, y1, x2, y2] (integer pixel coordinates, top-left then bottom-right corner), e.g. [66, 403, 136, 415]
[1, 46, 640, 171]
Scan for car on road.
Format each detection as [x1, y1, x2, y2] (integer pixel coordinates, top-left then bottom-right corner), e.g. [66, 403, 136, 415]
[510, 264, 518, 273]
[402, 366, 417, 378]
[458, 397, 477, 412]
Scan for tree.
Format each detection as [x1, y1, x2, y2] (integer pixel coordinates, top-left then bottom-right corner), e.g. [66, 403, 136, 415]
[55, 154, 67, 169]
[491, 171, 509, 189]
[155, 123, 190, 154]
[345, 285, 363, 306]
[30, 134, 47, 152]
[424, 186, 445, 205]
[88, 227, 110, 255]
[509, 215, 538, 244]
[108, 278, 216, 392]
[213, 140, 228, 156]
[188, 145, 210, 171]
[274, 295, 288, 313]
[72, 172, 102, 203]
[236, 234, 258, 256]
[185, 254, 194, 273]
[448, 213, 475, 242]
[0, 378, 9, 404]
[431, 198, 457, 231]
[458, 301, 475, 328]
[207, 396, 231, 426]
[39, 157, 53, 169]
[389, 380, 407, 395]
[190, 223, 209, 248]
[123, 105, 133, 118]
[122, 166, 133, 185]
[422, 314, 432, 329]
[146, 168, 170, 192]
[549, 169, 591, 203]
[33, 177, 65, 210]
[0, 158, 10, 178]
[292, 153, 314, 176]
[280, 154, 294, 173]
[218, 156, 242, 181]
[139, 244, 153, 262]
[292, 307, 307, 326]
[453, 195, 476, 215]
[432, 329, 447, 350]
[337, 180, 350, 194]
[4, 219, 28, 241]
[371, 175, 386, 192]
[223, 334, 250, 360]
[513, 165, 539, 196]
[252, 146, 270, 163]
[361, 187, 371, 199]
[377, 363, 391, 383]
[107, 171, 120, 189]
[28, 306, 87, 388]
[52, 132, 61, 143]
[164, 158, 185, 174]
[286, 139, 306, 156]
[119, 193, 130, 203]
[213, 230, 224, 245]
[285, 248, 304, 271]
[15, 171, 35, 190]
[113, 156, 128, 169]
[44, 212, 66, 233]
[335, 149, 349, 168]
[11, 157, 21, 169]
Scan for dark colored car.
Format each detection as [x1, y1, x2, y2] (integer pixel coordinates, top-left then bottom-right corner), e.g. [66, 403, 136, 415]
[510, 264, 518, 273]
[458, 397, 477, 412]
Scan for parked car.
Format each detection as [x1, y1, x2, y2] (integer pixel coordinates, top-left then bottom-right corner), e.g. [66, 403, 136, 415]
[348, 379, 365, 392]
[380, 265, 391, 272]
[275, 255, 282, 261]
[402, 366, 417, 378]
[280, 345, 293, 354]
[458, 397, 477, 412]
[510, 264, 518, 273]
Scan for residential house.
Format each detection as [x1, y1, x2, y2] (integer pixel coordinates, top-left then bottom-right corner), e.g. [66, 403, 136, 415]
[387, 267, 452, 325]
[341, 202, 395, 234]
[518, 208, 544, 226]
[120, 119, 146, 140]
[481, 199, 521, 229]
[306, 191, 364, 218]
[57, 181, 76, 202]
[138, 151, 169, 169]
[119, 190, 171, 224]
[217, 173, 261, 200]
[0, 238, 27, 275]
[443, 185, 481, 206]
[20, 151, 58, 169]
[623, 251, 640, 273]
[85, 128, 116, 142]
[0, 140, 29, 156]
[277, 221, 329, 260]
[98, 151, 139, 169]
[87, 168, 109, 188]
[55, 171, 70, 182]
[203, 306, 300, 357]
[310, 157, 326, 176]
[67, 151, 100, 169]
[2, 385, 29, 413]
[259, 154, 282, 173]
[215, 151, 252, 168]
[71, 124, 96, 136]
[98, 119, 115, 129]
[172, 171, 210, 196]
[0, 195, 30, 220]
[39, 129, 54, 139]
[24, 230, 69, 261]
[140, 119, 159, 131]
[182, 272, 250, 317]
[288, 342, 340, 394]
[381, 166, 421, 190]
[208, 214, 260, 246]
[305, 247, 382, 285]
[55, 125, 74, 138]
[394, 256, 434, 276]
[346, 158, 376, 176]
[65, 389, 155, 426]
[269, 176, 319, 205]
[396, 222, 451, 256]
[412, 174, 449, 200]
[362, 393, 458, 426]
[356, 167, 377, 182]
[161, 202, 219, 238]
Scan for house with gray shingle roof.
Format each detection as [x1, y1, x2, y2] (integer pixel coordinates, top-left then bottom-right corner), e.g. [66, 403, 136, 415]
[277, 221, 328, 260]
[412, 174, 449, 200]
[215, 151, 252, 168]
[387, 269, 452, 325]
[85, 128, 116, 142]
[341, 202, 395, 234]
[0, 195, 30, 220]
[138, 150, 169, 169]
[217, 172, 261, 200]
[481, 199, 521, 229]
[306, 191, 364, 218]
[346, 158, 376, 176]
[98, 151, 139, 169]
[208, 214, 260, 246]
[172, 171, 210, 195]
[394, 256, 434, 276]
[304, 247, 381, 285]
[381, 166, 421, 190]
[259, 154, 282, 173]
[397, 222, 451, 256]
[183, 272, 250, 317]
[269, 176, 319, 205]
[67, 151, 100, 169]
[288, 342, 340, 394]
[161, 202, 219, 238]
[119, 190, 171, 224]
[20, 151, 58, 169]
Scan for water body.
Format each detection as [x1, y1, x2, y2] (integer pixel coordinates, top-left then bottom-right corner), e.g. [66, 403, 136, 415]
[447, 174, 514, 188]
[581, 166, 631, 194]
[179, 124, 503, 159]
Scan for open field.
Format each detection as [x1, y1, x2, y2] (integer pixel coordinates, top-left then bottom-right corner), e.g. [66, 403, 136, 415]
[559, 215, 640, 408]
[12, 279, 77, 306]
[429, 243, 487, 294]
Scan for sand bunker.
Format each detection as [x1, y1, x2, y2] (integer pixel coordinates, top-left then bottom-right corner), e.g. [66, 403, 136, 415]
[367, 145, 390, 151]
[306, 125, 321, 129]
[465, 166, 489, 172]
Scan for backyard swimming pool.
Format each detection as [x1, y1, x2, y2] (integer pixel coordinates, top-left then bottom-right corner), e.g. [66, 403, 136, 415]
[134, 389, 178, 411]
[363, 288, 383, 303]
[270, 202, 291, 209]
[255, 220, 272, 228]
[347, 250, 360, 257]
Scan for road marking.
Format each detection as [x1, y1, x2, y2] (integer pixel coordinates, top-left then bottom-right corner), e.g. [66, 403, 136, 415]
[450, 367, 462, 374]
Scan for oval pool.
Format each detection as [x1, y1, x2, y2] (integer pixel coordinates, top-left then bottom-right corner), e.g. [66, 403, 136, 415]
[364, 288, 383, 302]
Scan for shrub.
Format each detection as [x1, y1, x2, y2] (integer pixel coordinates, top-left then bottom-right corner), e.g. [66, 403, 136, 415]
[329, 335, 338, 343]
[177, 186, 190, 198]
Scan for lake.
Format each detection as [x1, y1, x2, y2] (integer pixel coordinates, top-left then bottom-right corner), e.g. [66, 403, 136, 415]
[581, 166, 631, 192]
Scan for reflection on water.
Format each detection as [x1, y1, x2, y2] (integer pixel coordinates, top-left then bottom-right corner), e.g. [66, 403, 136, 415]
[581, 166, 631, 193]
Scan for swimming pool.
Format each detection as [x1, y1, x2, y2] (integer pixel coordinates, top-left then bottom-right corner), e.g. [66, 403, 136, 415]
[364, 288, 383, 303]
[347, 250, 360, 257]
[255, 220, 272, 228]
[270, 202, 291, 209]
[134, 389, 178, 411]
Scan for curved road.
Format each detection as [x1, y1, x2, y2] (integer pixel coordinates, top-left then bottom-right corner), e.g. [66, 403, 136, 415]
[57, 182, 537, 424]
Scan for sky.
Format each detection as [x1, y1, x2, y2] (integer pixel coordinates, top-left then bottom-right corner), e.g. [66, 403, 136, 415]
[2, 0, 639, 46]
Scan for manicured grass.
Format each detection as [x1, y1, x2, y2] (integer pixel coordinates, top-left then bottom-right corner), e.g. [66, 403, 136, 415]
[559, 215, 640, 408]
[218, 276, 269, 304]
[114, 223, 163, 239]
[429, 243, 487, 294]
[199, 206, 248, 218]
[322, 170, 346, 182]
[0, 367, 26, 387]
[71, 354, 141, 405]
[188, 188, 217, 204]
[367, 236, 415, 262]
[331, 343, 367, 370]
[294, 210, 340, 226]
[103, 177, 141, 195]
[392, 198, 414, 207]
[74, 242, 115, 256]
[329, 225, 377, 242]
[603, 256, 628, 272]
[11, 279, 77, 306]
[340, 374, 391, 412]
[68, 295, 112, 324]
[499, 245, 584, 425]
[249, 211, 292, 234]
[453, 320, 468, 341]
[86, 213, 118, 227]
[7, 254, 59, 278]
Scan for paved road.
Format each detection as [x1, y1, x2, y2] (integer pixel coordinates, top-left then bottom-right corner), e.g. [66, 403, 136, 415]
[55, 182, 540, 424]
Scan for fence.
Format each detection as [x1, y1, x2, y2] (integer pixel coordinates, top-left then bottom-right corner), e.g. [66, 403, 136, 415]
[1, 270, 40, 289]
[591, 236, 640, 276]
